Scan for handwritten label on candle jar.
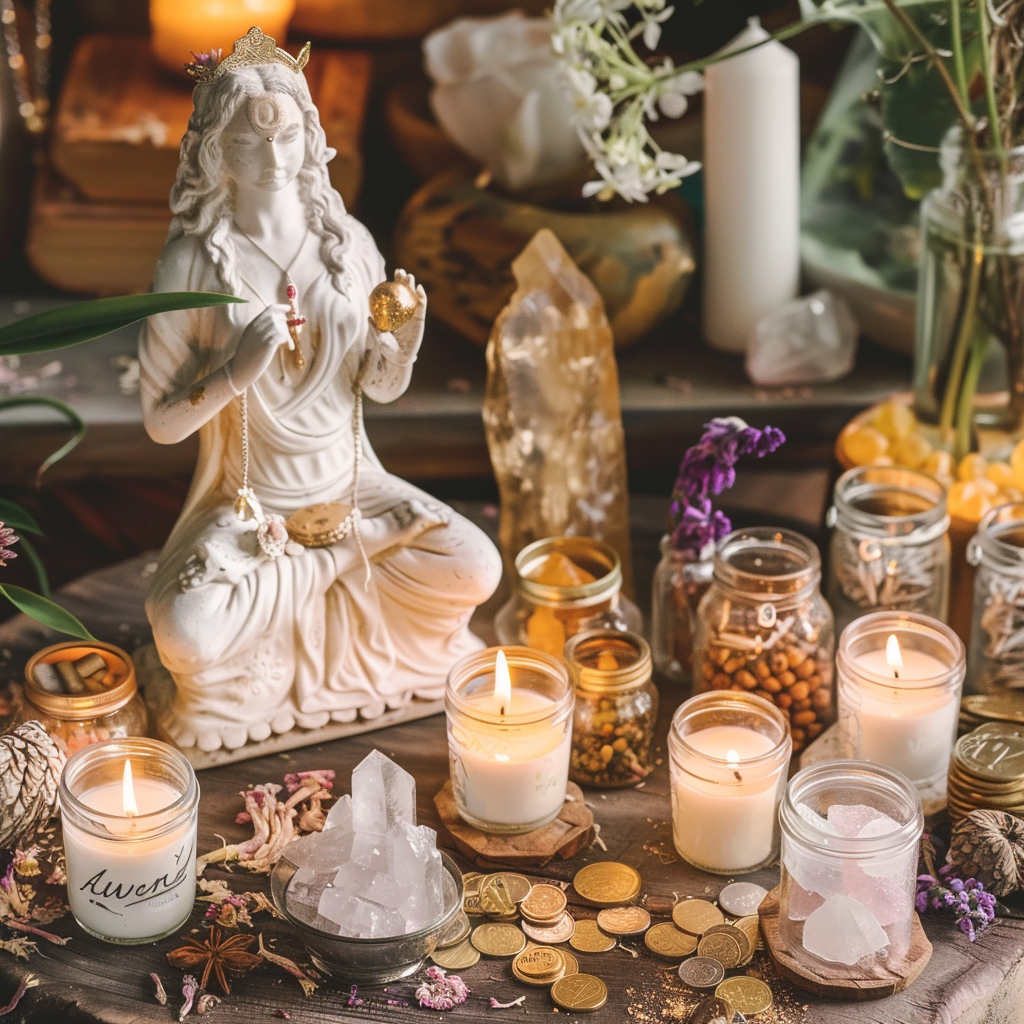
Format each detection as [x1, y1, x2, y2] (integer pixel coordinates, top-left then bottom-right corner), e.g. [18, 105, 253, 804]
[79, 848, 192, 911]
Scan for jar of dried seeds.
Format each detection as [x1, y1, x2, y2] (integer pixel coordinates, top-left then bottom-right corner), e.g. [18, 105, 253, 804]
[693, 527, 835, 753]
[565, 630, 657, 788]
[967, 502, 1024, 693]
[826, 466, 950, 636]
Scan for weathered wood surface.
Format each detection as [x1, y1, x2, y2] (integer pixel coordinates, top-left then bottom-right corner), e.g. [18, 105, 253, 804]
[1, 524, 1023, 1023]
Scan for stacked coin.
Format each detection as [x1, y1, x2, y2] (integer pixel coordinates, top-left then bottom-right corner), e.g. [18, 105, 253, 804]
[512, 945, 572, 986]
[948, 722, 1024, 821]
[959, 694, 1024, 736]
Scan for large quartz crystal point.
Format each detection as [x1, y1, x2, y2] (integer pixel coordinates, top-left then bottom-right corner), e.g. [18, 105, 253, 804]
[483, 228, 632, 586]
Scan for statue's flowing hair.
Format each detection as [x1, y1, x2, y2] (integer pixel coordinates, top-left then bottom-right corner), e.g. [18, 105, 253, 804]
[168, 64, 351, 296]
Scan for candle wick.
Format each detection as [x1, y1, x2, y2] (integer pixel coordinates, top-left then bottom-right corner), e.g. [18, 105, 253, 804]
[500, 705, 506, 717]
[733, 770, 742, 783]
[893, 669, 899, 680]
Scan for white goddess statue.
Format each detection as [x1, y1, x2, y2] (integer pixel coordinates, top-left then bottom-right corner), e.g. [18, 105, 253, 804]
[139, 29, 501, 758]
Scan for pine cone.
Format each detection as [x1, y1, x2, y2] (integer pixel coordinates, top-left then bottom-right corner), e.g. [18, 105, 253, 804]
[0, 721, 66, 850]
[948, 809, 1024, 897]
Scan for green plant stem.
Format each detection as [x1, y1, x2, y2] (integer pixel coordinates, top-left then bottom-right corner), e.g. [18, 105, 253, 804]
[977, 0, 1005, 153]
[671, 20, 808, 77]
[0, 397, 86, 486]
[948, 0, 969, 106]
[16, 535, 50, 597]
[939, 236, 986, 438]
[955, 330, 991, 461]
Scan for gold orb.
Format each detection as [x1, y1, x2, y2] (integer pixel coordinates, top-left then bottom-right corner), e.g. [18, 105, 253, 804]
[369, 279, 418, 333]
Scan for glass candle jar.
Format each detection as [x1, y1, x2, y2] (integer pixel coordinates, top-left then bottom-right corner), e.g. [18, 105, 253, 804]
[967, 502, 1024, 694]
[826, 466, 950, 636]
[565, 629, 658, 788]
[59, 737, 199, 944]
[837, 612, 965, 798]
[13, 642, 149, 755]
[446, 646, 574, 834]
[668, 691, 791, 875]
[778, 761, 923, 975]
[495, 536, 642, 659]
[693, 527, 835, 753]
[651, 535, 715, 684]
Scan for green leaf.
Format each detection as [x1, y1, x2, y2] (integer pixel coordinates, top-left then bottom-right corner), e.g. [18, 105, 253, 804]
[0, 498, 42, 535]
[798, 0, 955, 60]
[0, 292, 244, 356]
[16, 535, 50, 596]
[0, 583, 94, 639]
[0, 396, 87, 484]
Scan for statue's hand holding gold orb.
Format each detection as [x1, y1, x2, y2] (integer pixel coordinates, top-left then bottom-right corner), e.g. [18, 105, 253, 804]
[369, 276, 419, 333]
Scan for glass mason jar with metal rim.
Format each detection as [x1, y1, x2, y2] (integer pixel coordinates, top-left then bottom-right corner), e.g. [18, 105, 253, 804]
[826, 466, 950, 636]
[650, 535, 715, 685]
[668, 691, 791, 875]
[15, 641, 149, 755]
[445, 646, 574, 834]
[693, 527, 835, 753]
[778, 761, 924, 975]
[565, 629, 658, 788]
[967, 501, 1024, 693]
[495, 536, 642, 659]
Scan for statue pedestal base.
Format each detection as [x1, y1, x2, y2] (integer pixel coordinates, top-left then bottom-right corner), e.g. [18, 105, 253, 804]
[138, 644, 444, 770]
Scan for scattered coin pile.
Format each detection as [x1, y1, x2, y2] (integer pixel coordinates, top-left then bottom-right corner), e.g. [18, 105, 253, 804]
[959, 693, 1024, 736]
[433, 865, 776, 1017]
[948, 722, 1024, 821]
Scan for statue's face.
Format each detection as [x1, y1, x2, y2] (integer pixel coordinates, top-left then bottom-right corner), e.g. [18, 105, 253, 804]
[222, 92, 305, 193]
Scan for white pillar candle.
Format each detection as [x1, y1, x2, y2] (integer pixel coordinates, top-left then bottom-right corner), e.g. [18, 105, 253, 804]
[845, 635, 961, 785]
[703, 17, 800, 353]
[59, 739, 199, 943]
[669, 693, 791, 874]
[447, 648, 573, 834]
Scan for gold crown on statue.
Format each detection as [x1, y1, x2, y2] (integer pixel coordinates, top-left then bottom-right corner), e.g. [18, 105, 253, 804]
[184, 26, 311, 84]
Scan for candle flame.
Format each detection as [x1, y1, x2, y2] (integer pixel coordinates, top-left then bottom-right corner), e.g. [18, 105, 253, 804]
[726, 749, 740, 765]
[122, 759, 138, 818]
[886, 634, 903, 679]
[495, 650, 512, 716]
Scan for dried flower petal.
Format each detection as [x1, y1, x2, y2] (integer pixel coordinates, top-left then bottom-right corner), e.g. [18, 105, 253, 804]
[0, 972, 38, 1014]
[257, 933, 317, 996]
[179, 975, 198, 1022]
[197, 993, 222, 1014]
[415, 966, 469, 1010]
[150, 972, 168, 1006]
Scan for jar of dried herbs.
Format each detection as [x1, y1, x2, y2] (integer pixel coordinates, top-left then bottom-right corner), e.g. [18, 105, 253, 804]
[13, 641, 149, 755]
[967, 502, 1024, 693]
[565, 629, 657, 788]
[826, 466, 950, 637]
[693, 527, 835, 753]
[495, 536, 642, 659]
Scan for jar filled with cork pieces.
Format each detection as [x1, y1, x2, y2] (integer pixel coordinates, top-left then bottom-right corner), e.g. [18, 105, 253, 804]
[565, 629, 658, 788]
[693, 527, 835, 753]
[12, 641, 149, 755]
[495, 536, 642, 659]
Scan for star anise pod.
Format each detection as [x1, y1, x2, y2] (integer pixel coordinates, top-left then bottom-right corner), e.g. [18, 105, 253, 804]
[166, 927, 262, 994]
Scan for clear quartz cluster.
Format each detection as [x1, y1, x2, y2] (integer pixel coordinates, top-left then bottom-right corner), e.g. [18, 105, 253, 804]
[787, 802, 909, 965]
[483, 228, 632, 584]
[284, 751, 446, 938]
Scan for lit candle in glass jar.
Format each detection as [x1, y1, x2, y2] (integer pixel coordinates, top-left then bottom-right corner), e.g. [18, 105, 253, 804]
[59, 738, 199, 943]
[669, 692, 791, 874]
[149, 1, 296, 75]
[837, 611, 965, 800]
[446, 647, 574, 834]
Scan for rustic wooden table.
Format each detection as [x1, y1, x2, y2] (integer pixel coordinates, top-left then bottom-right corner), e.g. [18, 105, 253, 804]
[1, 520, 1023, 1024]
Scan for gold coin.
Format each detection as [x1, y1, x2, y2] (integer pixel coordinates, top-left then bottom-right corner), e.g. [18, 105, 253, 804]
[697, 931, 743, 969]
[560, 950, 579, 976]
[686, 996, 734, 1024]
[512, 961, 562, 987]
[596, 906, 652, 936]
[550, 973, 608, 1012]
[961, 694, 1024, 725]
[521, 911, 576, 945]
[430, 938, 481, 970]
[471, 922, 527, 958]
[514, 945, 564, 980]
[735, 916, 761, 955]
[436, 911, 471, 949]
[644, 922, 698, 960]
[480, 876, 516, 917]
[955, 724, 1024, 782]
[569, 918, 617, 953]
[369, 278, 419, 333]
[521, 883, 568, 923]
[573, 862, 642, 906]
[715, 976, 773, 1015]
[498, 873, 534, 904]
[285, 502, 354, 548]
[672, 899, 725, 937]
[678, 956, 725, 991]
[703, 923, 750, 961]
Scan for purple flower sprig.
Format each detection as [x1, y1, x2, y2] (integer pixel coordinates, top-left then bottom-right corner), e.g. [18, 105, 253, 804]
[415, 966, 469, 1011]
[667, 417, 785, 559]
[915, 865, 997, 941]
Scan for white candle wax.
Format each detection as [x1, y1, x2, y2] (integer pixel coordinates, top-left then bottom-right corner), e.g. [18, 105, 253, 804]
[703, 17, 800, 353]
[63, 764, 197, 943]
[450, 688, 571, 830]
[672, 725, 779, 873]
[848, 645, 959, 785]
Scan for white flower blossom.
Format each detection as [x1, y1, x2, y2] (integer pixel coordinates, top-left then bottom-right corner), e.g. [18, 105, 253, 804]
[551, 0, 702, 203]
